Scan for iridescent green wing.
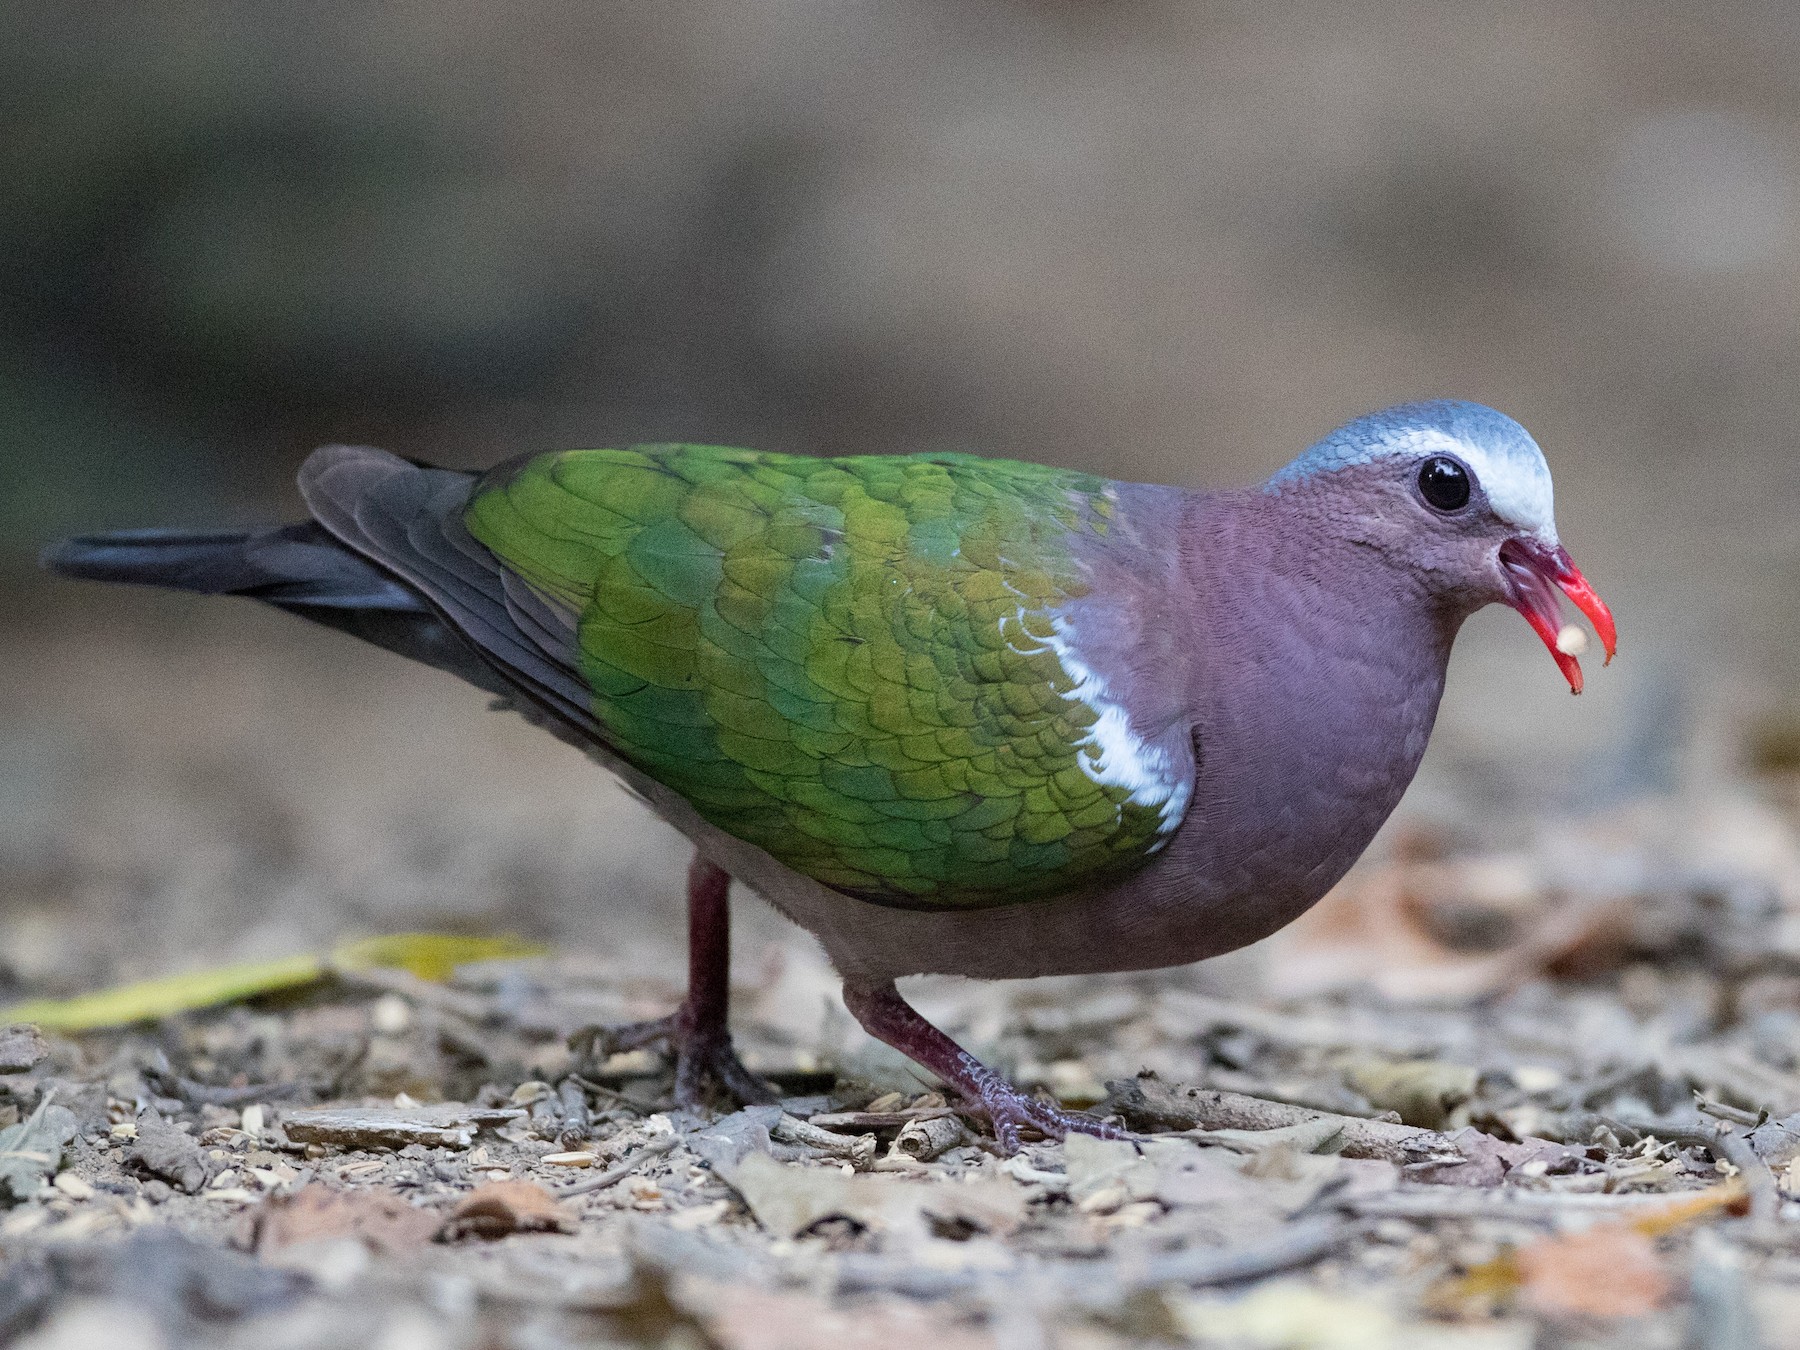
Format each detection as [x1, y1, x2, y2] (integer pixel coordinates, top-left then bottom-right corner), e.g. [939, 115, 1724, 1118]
[464, 445, 1188, 908]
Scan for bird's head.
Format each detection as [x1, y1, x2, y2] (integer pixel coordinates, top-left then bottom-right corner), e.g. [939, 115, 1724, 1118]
[1266, 401, 1616, 693]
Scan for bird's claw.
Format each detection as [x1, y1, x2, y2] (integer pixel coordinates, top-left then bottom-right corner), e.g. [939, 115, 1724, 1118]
[968, 1083, 1135, 1153]
[568, 1009, 776, 1111]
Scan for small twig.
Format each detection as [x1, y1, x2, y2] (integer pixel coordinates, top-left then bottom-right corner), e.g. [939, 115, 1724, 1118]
[1128, 1219, 1355, 1288]
[556, 1078, 592, 1148]
[1660, 1045, 1800, 1117]
[1609, 1114, 1780, 1222]
[1107, 1076, 1423, 1159]
[557, 1137, 677, 1198]
[806, 1107, 957, 1131]
[1607, 1111, 1718, 1149]
[1695, 1094, 1767, 1129]
[769, 1114, 876, 1168]
[1710, 1125, 1780, 1224]
[1203, 1067, 1399, 1122]
[1106, 1074, 1583, 1178]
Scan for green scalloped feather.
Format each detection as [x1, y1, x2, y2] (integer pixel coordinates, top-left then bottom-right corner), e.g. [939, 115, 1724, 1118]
[467, 446, 1172, 908]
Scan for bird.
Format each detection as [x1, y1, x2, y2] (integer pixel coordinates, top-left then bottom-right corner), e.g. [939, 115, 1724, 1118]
[44, 400, 1614, 1150]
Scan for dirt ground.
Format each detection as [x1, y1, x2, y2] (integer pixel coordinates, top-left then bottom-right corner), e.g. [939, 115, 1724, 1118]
[7, 598, 1800, 1349]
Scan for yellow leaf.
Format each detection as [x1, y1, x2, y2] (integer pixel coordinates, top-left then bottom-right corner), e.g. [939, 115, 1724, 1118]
[330, 933, 547, 982]
[0, 954, 325, 1032]
[0, 933, 549, 1032]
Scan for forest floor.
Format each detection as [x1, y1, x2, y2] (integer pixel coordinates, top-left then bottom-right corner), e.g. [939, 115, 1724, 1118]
[6, 604, 1800, 1349]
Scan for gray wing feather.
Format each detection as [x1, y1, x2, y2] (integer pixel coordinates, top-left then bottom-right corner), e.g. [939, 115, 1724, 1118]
[298, 445, 602, 744]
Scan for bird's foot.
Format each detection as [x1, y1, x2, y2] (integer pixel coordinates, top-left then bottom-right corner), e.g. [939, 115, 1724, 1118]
[969, 1085, 1134, 1153]
[569, 1008, 776, 1111]
[840, 981, 1131, 1154]
[955, 1064, 1134, 1152]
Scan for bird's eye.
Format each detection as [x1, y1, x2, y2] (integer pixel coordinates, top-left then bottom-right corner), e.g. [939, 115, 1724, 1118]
[1417, 456, 1471, 512]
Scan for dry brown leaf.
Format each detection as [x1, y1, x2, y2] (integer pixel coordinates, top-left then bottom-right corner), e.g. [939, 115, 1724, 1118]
[1437, 1183, 1744, 1319]
[1515, 1224, 1671, 1318]
[439, 1180, 575, 1240]
[251, 1184, 441, 1255]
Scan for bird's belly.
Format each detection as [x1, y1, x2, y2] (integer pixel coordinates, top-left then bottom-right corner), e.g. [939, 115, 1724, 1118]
[613, 660, 1435, 985]
[721, 805, 1380, 984]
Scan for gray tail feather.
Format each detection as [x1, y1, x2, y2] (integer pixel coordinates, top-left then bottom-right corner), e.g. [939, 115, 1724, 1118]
[41, 524, 511, 695]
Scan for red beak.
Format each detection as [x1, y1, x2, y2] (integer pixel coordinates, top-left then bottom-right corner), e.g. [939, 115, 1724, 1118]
[1497, 538, 1617, 695]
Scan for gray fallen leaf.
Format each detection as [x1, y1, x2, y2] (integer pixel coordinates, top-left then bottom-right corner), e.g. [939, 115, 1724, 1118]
[726, 1150, 875, 1236]
[0, 1093, 79, 1204]
[1747, 1112, 1800, 1169]
[1146, 1144, 1275, 1209]
[689, 1105, 783, 1174]
[1064, 1134, 1154, 1203]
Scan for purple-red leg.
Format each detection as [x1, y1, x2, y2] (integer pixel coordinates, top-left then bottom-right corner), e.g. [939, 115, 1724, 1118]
[841, 981, 1131, 1152]
[575, 854, 774, 1108]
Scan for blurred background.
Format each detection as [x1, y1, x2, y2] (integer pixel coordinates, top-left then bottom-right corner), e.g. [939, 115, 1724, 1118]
[5, 0, 1800, 999]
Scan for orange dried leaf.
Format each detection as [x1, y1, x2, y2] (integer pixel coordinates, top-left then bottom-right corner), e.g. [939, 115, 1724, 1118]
[1515, 1224, 1671, 1318]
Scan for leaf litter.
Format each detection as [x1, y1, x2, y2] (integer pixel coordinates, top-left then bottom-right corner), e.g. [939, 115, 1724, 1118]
[13, 670, 1800, 1345]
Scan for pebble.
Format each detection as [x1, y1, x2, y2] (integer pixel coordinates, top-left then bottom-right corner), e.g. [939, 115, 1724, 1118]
[141, 1180, 172, 1204]
[240, 1104, 265, 1137]
[542, 1151, 598, 1167]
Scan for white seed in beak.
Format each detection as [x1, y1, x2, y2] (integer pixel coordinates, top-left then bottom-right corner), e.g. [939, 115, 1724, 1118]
[1554, 623, 1589, 656]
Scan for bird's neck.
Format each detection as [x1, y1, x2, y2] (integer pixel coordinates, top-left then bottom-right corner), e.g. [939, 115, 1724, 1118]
[1148, 486, 1461, 945]
[1183, 485, 1465, 696]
